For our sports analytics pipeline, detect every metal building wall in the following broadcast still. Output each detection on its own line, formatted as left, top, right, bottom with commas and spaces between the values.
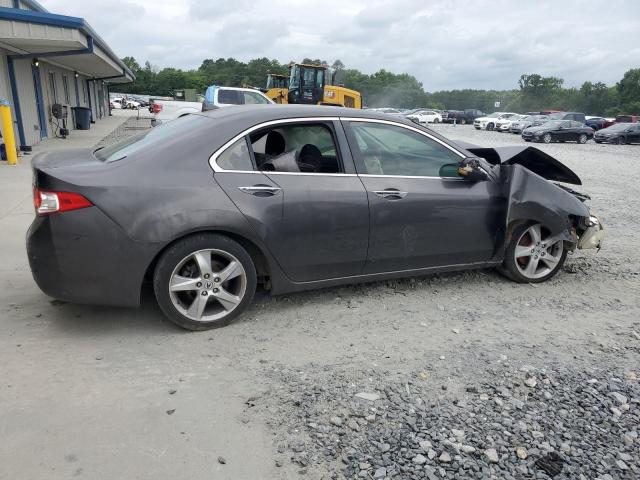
38, 61, 83, 138
12, 58, 41, 146
0, 47, 11, 102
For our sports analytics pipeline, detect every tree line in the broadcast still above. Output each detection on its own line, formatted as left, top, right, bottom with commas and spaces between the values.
119, 56, 640, 116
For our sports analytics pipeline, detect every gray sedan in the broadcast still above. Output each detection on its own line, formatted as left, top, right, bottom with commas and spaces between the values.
27, 105, 604, 330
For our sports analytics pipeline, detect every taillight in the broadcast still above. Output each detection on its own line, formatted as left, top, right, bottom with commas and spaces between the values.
152, 103, 162, 114
33, 187, 92, 215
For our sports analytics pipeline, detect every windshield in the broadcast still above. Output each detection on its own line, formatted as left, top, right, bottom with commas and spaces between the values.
94, 115, 210, 162
266, 75, 275, 89
289, 65, 300, 89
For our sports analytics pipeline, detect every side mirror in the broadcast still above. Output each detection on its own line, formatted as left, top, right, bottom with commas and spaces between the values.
456, 157, 490, 182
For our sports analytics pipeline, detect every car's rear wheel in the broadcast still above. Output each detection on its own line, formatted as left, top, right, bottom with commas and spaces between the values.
153, 234, 257, 330
486, 123, 495, 131
542, 133, 552, 144
578, 133, 588, 144
617, 136, 626, 145
499, 222, 567, 283
433, 118, 440, 123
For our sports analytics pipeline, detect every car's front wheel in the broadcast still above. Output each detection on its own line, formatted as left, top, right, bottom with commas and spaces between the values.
542, 133, 552, 144
499, 222, 567, 283
153, 233, 257, 330
486, 123, 495, 131
617, 136, 626, 145
578, 133, 588, 144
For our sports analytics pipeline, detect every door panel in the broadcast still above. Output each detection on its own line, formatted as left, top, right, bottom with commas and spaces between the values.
359, 176, 503, 273
214, 171, 284, 242
342, 119, 504, 274
262, 173, 369, 281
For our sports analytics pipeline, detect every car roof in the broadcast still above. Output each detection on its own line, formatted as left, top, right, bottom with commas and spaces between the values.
194, 104, 420, 127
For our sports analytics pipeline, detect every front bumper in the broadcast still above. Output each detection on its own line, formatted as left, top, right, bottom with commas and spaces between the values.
577, 215, 604, 250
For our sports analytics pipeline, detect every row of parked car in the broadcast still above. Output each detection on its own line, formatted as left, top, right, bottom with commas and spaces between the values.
110, 95, 151, 110
364, 107, 486, 125
473, 111, 640, 145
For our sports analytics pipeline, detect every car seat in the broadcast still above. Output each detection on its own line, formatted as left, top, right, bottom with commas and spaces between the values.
297, 144, 323, 173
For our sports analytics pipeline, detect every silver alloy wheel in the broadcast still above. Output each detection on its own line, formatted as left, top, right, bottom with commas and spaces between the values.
514, 223, 564, 280
543, 133, 552, 143
168, 248, 247, 322
578, 134, 587, 144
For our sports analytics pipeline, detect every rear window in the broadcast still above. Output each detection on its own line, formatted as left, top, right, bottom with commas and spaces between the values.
94, 115, 210, 162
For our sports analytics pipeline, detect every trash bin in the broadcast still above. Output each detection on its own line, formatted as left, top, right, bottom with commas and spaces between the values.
72, 106, 91, 130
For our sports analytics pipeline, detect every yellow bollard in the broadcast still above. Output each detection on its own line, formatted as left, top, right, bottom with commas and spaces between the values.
0, 100, 18, 166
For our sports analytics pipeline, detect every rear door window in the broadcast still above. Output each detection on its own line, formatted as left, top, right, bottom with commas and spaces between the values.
217, 137, 254, 170
249, 123, 343, 174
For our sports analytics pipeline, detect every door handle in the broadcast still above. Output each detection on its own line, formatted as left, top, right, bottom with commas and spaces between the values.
238, 185, 281, 196
372, 189, 408, 200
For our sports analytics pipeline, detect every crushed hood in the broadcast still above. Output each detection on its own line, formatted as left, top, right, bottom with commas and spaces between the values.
454, 142, 582, 185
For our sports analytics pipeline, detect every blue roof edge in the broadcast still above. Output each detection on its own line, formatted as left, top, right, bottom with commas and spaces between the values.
0, 4, 134, 81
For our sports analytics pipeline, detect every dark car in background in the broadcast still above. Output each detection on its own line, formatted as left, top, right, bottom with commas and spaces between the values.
522, 120, 594, 143
443, 109, 485, 125
585, 117, 615, 131
594, 123, 640, 144
546, 112, 587, 123
615, 115, 639, 124
27, 105, 604, 331
510, 115, 548, 134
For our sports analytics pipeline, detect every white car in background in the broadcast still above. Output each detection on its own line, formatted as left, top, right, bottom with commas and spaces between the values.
496, 114, 526, 132
152, 86, 273, 126
406, 110, 443, 124
474, 112, 518, 131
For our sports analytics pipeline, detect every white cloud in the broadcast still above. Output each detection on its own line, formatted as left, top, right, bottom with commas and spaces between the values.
40, 0, 640, 91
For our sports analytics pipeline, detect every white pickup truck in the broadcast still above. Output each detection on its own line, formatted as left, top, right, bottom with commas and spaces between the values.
151, 86, 273, 126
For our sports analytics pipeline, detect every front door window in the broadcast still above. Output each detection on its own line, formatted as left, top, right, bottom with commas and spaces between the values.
349, 122, 463, 177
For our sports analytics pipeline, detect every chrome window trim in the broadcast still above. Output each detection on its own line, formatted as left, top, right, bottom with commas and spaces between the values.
208, 116, 467, 179
209, 117, 340, 173
359, 174, 464, 181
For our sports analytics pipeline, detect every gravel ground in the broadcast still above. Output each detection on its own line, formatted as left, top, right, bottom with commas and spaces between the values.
1, 119, 638, 479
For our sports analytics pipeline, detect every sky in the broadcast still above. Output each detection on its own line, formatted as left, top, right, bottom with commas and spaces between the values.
41, 0, 640, 92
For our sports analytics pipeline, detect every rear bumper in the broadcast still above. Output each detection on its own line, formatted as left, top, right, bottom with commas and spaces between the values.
26, 208, 159, 307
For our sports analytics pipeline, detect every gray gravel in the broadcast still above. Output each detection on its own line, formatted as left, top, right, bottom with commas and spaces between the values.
267, 362, 638, 479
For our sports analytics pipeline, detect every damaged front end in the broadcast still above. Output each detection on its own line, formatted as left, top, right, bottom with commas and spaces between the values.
458, 143, 605, 254
577, 215, 604, 251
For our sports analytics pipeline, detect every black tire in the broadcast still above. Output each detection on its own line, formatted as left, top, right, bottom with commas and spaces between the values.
433, 118, 440, 123
578, 134, 587, 144
153, 233, 257, 331
486, 123, 495, 131
524, 139, 531, 142
617, 136, 625, 145
459, 118, 466, 125
542, 133, 552, 144
595, 140, 602, 144
498, 222, 568, 283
